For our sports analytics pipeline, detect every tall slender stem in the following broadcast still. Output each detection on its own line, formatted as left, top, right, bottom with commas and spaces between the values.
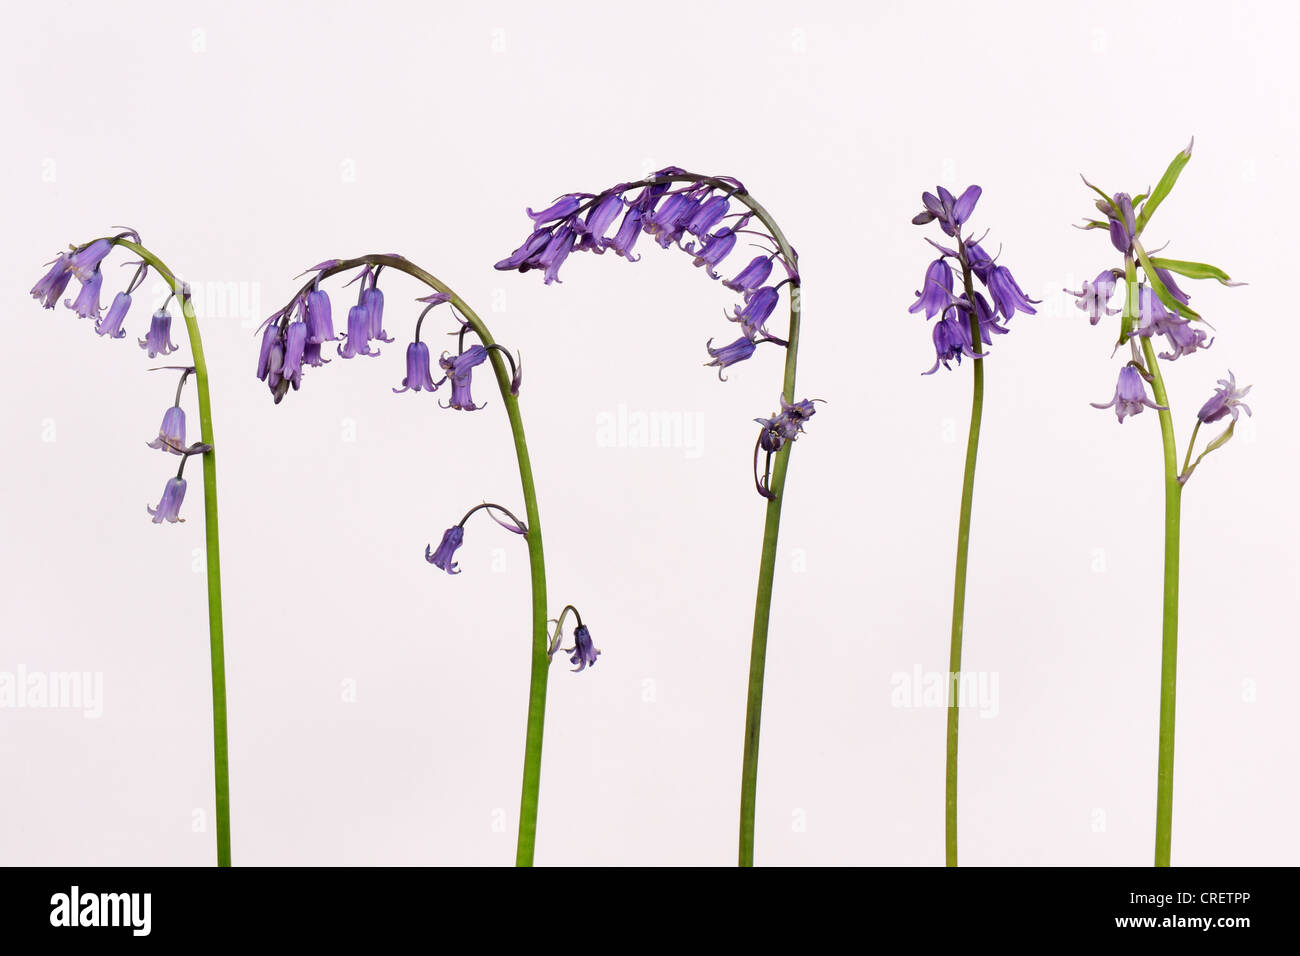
116, 238, 231, 866
282, 256, 549, 865
945, 250, 985, 868
1140, 335, 1180, 867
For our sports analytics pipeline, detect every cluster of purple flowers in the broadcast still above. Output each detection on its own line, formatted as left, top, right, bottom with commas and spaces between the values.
753, 396, 820, 498
908, 186, 1038, 374
31, 234, 205, 523
257, 262, 520, 409
1071, 154, 1251, 440
496, 167, 795, 379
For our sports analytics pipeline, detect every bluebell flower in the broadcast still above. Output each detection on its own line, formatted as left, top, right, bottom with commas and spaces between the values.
394, 341, 438, 393
606, 206, 645, 261
338, 304, 380, 359
566, 625, 600, 672
65, 269, 104, 319
1067, 269, 1120, 325
31, 253, 73, 309
923, 311, 981, 375
537, 227, 577, 285
96, 292, 131, 338
256, 322, 283, 382
527, 194, 586, 225
494, 228, 553, 271
687, 194, 731, 237
1105, 193, 1137, 254
139, 308, 179, 357
909, 259, 954, 318
425, 525, 465, 574
576, 192, 625, 251
362, 286, 392, 343
724, 254, 775, 295
68, 239, 112, 282
147, 406, 187, 454
147, 477, 187, 524
305, 289, 336, 344
705, 335, 757, 379
1197, 371, 1252, 424
1091, 365, 1166, 422
731, 286, 780, 337
986, 265, 1039, 319
281, 321, 308, 389
438, 344, 489, 410
689, 228, 738, 278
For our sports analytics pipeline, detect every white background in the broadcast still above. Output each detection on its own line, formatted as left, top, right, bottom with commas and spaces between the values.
1, 0, 1295, 866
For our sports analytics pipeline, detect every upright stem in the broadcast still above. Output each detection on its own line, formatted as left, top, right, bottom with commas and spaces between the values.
283, 256, 549, 865
734, 197, 800, 868
1140, 335, 1180, 867
117, 239, 231, 867
946, 252, 985, 867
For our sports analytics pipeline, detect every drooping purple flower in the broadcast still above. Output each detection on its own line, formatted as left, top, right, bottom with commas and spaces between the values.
438, 344, 489, 410
724, 254, 775, 295
95, 292, 131, 338
970, 291, 1009, 344
147, 406, 187, 454
494, 228, 553, 272
1157, 318, 1212, 361
566, 624, 600, 673
68, 239, 112, 281
644, 193, 694, 247
139, 308, 179, 357
362, 286, 392, 343
1197, 371, 1252, 424
256, 323, 283, 381
1091, 365, 1166, 423
923, 311, 981, 375
1067, 270, 1120, 325
576, 192, 625, 251
689, 228, 738, 278
394, 341, 438, 393
527, 194, 585, 225
687, 194, 730, 237
986, 264, 1038, 319
338, 304, 379, 359
537, 227, 577, 285
147, 477, 187, 524
65, 269, 104, 319
1105, 192, 1137, 253
965, 241, 996, 284
731, 285, 780, 337
705, 335, 757, 378
281, 321, 308, 389
305, 289, 336, 344
425, 525, 465, 574
606, 206, 645, 261
31, 253, 74, 309
909, 259, 954, 318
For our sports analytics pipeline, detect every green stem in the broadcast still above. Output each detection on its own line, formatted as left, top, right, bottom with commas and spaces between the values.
284, 256, 548, 865
1140, 335, 1180, 867
116, 238, 231, 866
946, 250, 985, 868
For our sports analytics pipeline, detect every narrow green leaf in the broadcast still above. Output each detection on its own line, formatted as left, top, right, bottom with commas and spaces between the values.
1148, 256, 1241, 286
1136, 138, 1194, 232
1135, 242, 1202, 320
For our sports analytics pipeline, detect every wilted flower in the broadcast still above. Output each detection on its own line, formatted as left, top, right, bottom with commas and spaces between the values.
1091, 365, 1166, 422
566, 625, 600, 672
139, 308, 179, 357
438, 345, 489, 410
147, 477, 187, 524
1197, 371, 1252, 424
147, 406, 186, 454
425, 525, 465, 574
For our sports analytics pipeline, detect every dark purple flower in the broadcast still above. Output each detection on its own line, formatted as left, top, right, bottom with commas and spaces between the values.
494, 227, 553, 272
755, 413, 788, 452
1153, 267, 1191, 306
527, 194, 585, 225
1067, 270, 1120, 325
731, 285, 780, 337
913, 185, 981, 236
338, 304, 379, 359
68, 239, 112, 281
281, 321, 308, 389
438, 344, 489, 410
644, 193, 694, 247
688, 228, 737, 278
687, 195, 730, 237
65, 269, 104, 319
923, 311, 981, 375
986, 265, 1038, 319
537, 227, 577, 285
147, 406, 186, 454
95, 292, 131, 338
362, 287, 392, 343
576, 192, 625, 251
1091, 365, 1166, 422
965, 241, 996, 284
724, 254, 775, 295
705, 335, 757, 378
305, 289, 335, 344
31, 253, 73, 309
607, 206, 645, 261
566, 624, 600, 672
425, 525, 465, 574
147, 476, 187, 524
139, 308, 179, 357
1197, 371, 1252, 424
394, 341, 437, 393
256, 323, 283, 381
908, 259, 954, 318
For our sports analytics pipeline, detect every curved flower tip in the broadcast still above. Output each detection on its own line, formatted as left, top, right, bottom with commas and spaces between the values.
987, 265, 1039, 319
139, 309, 179, 358
96, 292, 132, 338
723, 254, 774, 296
1091, 365, 1166, 422
31, 253, 74, 309
338, 304, 380, 360
704, 335, 757, 380
147, 406, 187, 454
566, 625, 600, 673
1197, 371, 1252, 424
147, 477, 187, 524
425, 525, 465, 575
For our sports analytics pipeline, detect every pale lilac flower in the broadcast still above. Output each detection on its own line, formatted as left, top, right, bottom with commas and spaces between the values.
147, 406, 186, 454
1091, 365, 1166, 422
31, 254, 73, 309
139, 308, 179, 357
1067, 270, 1120, 325
147, 477, 187, 523
68, 239, 112, 281
65, 269, 104, 319
96, 292, 131, 338
1197, 371, 1252, 424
